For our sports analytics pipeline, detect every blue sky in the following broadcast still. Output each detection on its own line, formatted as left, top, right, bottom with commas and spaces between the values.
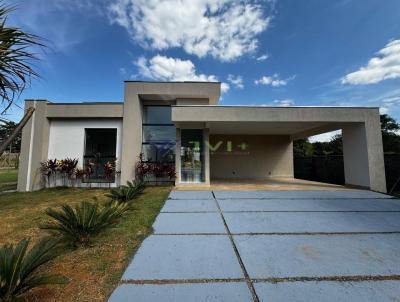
5, 0, 400, 140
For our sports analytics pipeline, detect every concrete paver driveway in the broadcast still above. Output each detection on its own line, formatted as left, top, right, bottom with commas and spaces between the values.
109, 189, 400, 302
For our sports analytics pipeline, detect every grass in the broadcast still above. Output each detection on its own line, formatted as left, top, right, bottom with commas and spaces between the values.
0, 168, 18, 191
0, 186, 171, 302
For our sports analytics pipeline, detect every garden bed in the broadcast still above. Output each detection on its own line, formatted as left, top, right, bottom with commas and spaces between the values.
0, 186, 171, 301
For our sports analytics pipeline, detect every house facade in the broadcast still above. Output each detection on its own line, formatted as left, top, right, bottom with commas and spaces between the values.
17, 81, 387, 192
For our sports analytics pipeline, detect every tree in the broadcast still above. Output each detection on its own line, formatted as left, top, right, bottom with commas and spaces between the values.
0, 3, 43, 155
0, 120, 21, 152
380, 114, 400, 154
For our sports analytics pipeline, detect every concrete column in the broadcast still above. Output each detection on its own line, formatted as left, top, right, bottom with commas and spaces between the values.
17, 100, 50, 191
120, 88, 142, 184
175, 128, 181, 185
342, 115, 386, 192
203, 128, 210, 185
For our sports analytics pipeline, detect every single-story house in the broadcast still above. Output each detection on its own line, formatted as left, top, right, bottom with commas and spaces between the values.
17, 81, 387, 192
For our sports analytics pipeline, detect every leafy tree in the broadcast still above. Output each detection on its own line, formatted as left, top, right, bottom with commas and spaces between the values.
380, 114, 400, 154
0, 121, 21, 152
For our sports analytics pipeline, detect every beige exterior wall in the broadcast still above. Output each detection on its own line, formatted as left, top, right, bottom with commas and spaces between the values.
210, 135, 293, 180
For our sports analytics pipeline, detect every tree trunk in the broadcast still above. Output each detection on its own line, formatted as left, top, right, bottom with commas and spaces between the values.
0, 107, 35, 156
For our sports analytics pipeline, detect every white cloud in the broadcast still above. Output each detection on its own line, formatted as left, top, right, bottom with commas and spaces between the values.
255, 74, 295, 87
256, 53, 269, 61
136, 55, 229, 92
108, 0, 271, 61
309, 130, 342, 143
227, 74, 244, 89
380, 95, 400, 115
341, 39, 400, 85
273, 99, 294, 106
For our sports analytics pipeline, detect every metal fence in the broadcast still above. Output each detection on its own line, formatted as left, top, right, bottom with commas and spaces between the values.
294, 154, 400, 192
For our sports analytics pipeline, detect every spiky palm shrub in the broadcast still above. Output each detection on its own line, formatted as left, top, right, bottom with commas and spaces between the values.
106, 181, 145, 203
0, 238, 64, 302
42, 202, 128, 247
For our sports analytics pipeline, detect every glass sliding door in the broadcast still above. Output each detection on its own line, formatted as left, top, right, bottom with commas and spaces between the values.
180, 129, 204, 183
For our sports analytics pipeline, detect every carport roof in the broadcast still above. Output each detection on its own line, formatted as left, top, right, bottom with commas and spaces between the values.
171, 105, 380, 137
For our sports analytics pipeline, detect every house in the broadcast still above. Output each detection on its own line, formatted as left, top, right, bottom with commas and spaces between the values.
17, 81, 387, 192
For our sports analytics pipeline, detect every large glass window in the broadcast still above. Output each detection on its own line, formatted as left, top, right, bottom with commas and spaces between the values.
180, 129, 204, 183
141, 105, 176, 184
142, 125, 176, 143
143, 106, 172, 124
84, 128, 117, 182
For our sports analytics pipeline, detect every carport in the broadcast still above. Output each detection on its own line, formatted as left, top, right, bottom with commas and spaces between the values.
172, 106, 386, 192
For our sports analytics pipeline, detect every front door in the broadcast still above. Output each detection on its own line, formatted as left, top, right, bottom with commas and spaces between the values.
180, 129, 204, 183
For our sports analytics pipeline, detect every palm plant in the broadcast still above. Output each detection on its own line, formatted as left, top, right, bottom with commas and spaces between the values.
0, 238, 65, 302
42, 201, 129, 247
0, 3, 44, 114
106, 181, 145, 203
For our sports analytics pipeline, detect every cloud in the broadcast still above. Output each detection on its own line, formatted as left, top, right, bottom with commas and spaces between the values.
273, 99, 294, 106
380, 95, 400, 114
255, 74, 295, 87
309, 130, 342, 143
136, 55, 229, 92
256, 53, 269, 61
227, 74, 244, 89
341, 39, 400, 85
108, 0, 271, 61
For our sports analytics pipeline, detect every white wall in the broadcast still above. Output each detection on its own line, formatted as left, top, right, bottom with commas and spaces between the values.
47, 119, 123, 171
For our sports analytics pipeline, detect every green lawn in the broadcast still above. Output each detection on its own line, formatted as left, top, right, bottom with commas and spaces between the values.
0, 186, 171, 302
0, 168, 18, 191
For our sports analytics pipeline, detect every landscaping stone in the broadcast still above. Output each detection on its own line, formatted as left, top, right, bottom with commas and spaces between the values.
169, 190, 214, 200
218, 198, 400, 212
161, 199, 218, 212
122, 235, 243, 280
213, 190, 391, 199
153, 213, 226, 234
254, 281, 400, 302
109, 283, 253, 302
224, 212, 400, 233
234, 234, 400, 278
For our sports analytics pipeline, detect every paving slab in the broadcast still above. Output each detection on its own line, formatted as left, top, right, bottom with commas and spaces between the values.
234, 234, 400, 278
214, 190, 391, 199
224, 212, 400, 233
153, 213, 226, 234
109, 283, 253, 302
218, 198, 400, 212
122, 235, 243, 280
161, 199, 218, 212
254, 281, 400, 302
169, 190, 214, 200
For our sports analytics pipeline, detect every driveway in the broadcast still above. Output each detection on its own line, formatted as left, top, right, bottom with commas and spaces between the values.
109, 189, 400, 302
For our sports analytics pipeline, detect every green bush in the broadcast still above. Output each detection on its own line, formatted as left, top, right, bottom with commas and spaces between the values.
0, 238, 65, 302
42, 201, 128, 247
106, 180, 145, 203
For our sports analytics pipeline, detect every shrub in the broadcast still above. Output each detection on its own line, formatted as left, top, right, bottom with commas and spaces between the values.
0, 238, 65, 302
106, 180, 145, 203
42, 201, 128, 247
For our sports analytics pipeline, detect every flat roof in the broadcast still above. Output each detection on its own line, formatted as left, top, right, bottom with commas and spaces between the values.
172, 105, 380, 109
